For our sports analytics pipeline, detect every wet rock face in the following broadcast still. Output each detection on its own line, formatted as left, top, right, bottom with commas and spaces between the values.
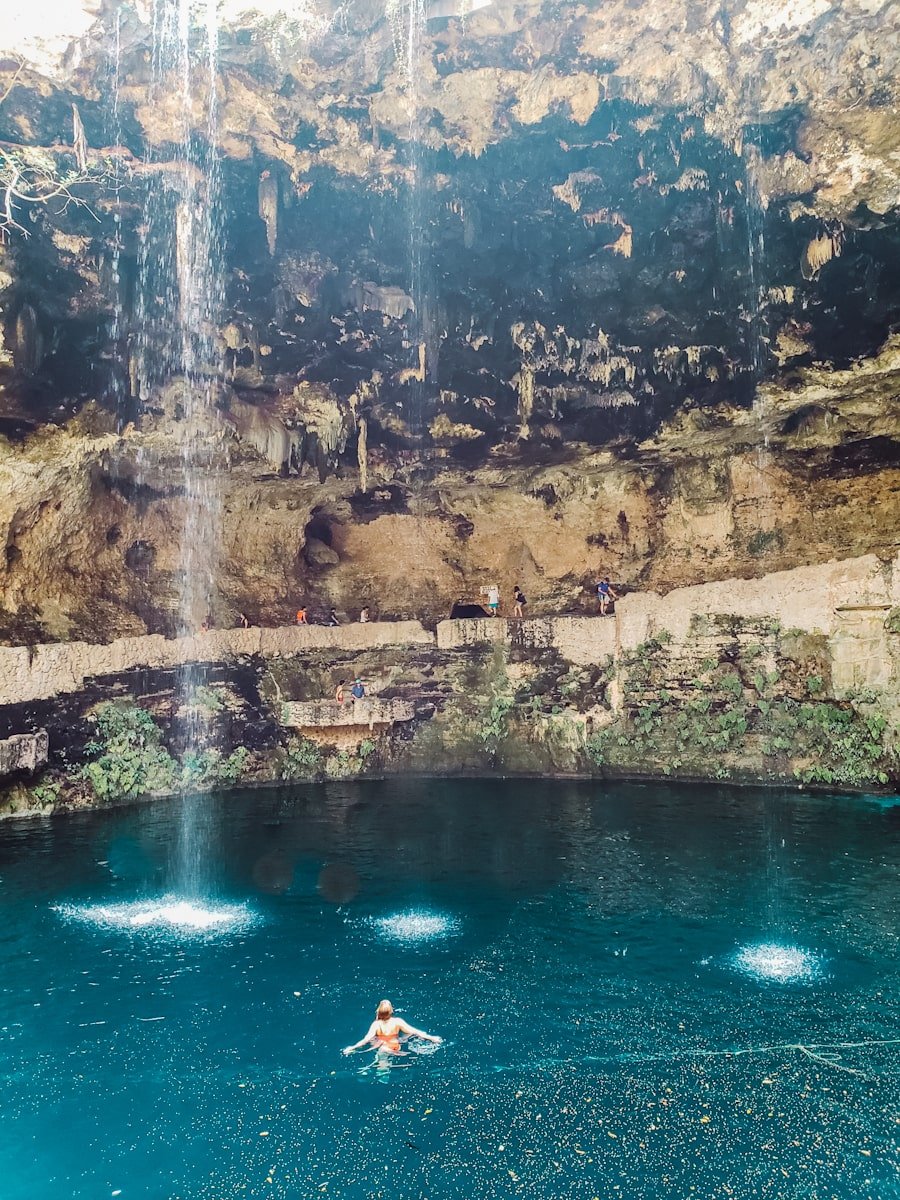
0, 1, 897, 639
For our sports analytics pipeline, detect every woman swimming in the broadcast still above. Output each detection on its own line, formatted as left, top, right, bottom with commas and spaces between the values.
342, 999, 441, 1056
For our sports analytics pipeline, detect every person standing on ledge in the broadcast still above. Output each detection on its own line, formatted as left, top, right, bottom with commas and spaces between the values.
343, 999, 441, 1056
334, 680, 346, 704
513, 585, 527, 619
351, 678, 366, 700
596, 578, 618, 616
487, 583, 500, 616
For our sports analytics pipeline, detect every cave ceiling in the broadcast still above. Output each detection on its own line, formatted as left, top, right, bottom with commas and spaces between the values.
0, 0, 898, 470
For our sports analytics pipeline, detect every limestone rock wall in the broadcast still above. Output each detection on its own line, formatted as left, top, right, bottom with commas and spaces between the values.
0, 729, 47, 777
0, 0, 896, 810
1, 552, 896, 815
0, 620, 432, 705
0, 1, 898, 648
0, 374, 897, 643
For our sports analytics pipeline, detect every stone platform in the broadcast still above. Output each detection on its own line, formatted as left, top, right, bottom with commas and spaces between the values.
0, 730, 48, 777
281, 697, 416, 731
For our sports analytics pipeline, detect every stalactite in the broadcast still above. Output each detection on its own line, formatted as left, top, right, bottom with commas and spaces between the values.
357, 416, 368, 494
258, 171, 278, 257
516, 366, 534, 436
361, 283, 415, 319
71, 104, 88, 172
13, 304, 42, 373
802, 226, 844, 280
396, 342, 426, 384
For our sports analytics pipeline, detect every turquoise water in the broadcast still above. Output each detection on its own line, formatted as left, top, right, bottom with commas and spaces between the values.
0, 779, 897, 1199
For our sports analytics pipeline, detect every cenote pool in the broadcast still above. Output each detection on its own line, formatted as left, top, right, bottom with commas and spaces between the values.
0, 779, 897, 1199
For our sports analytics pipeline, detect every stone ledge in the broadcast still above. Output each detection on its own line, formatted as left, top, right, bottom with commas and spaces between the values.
0, 552, 896, 708
0, 621, 435, 707
0, 730, 48, 777
281, 698, 416, 729
435, 615, 618, 666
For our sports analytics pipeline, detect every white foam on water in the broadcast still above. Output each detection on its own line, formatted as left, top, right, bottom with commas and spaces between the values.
409, 1038, 442, 1055
731, 941, 824, 984
366, 909, 461, 945
53, 895, 258, 938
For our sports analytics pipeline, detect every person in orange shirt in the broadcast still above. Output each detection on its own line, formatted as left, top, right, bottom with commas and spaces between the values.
342, 999, 441, 1056
296, 606, 307, 624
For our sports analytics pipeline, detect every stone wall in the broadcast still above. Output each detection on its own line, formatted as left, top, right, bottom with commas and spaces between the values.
436, 615, 618, 666
282, 697, 416, 730
0, 729, 47, 777
0, 620, 434, 706
436, 552, 900, 697
0, 552, 897, 711
618, 554, 899, 648
1, 552, 897, 814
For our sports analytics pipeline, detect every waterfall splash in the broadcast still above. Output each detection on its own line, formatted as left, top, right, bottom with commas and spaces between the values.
364, 909, 462, 944
731, 941, 825, 984
133, 0, 227, 893
53, 896, 259, 939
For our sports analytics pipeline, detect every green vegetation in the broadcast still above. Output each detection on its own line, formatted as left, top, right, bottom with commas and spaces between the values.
583, 639, 895, 788
279, 736, 322, 779
80, 701, 254, 802
187, 685, 224, 713
218, 747, 251, 783
82, 702, 176, 803
585, 731, 607, 767
180, 749, 221, 790
29, 779, 61, 810
277, 734, 378, 781
479, 689, 514, 753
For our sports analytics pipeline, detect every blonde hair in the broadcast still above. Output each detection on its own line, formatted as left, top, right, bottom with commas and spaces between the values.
376, 999, 393, 1019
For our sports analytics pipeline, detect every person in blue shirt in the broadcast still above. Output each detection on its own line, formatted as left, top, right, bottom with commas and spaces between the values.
351, 678, 366, 699
596, 578, 618, 615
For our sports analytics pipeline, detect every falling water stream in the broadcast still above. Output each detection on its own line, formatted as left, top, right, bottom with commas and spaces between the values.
131, 0, 227, 896
105, 8, 126, 429
741, 90, 779, 560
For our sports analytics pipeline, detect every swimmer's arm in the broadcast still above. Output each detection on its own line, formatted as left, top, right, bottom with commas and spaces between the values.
343, 1022, 378, 1054
396, 1018, 442, 1043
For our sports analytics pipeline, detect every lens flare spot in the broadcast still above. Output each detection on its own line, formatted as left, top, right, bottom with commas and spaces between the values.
731, 941, 824, 983
53, 895, 259, 937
